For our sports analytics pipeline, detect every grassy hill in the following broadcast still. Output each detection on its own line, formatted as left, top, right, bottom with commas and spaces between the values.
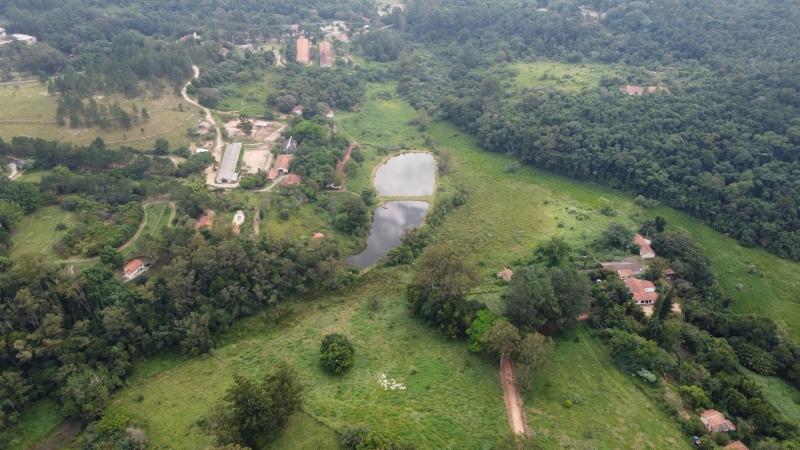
0, 82, 196, 150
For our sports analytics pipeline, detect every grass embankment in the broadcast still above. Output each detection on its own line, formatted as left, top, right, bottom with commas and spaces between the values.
0, 82, 196, 150
9, 205, 78, 260
106, 270, 508, 449
528, 326, 688, 449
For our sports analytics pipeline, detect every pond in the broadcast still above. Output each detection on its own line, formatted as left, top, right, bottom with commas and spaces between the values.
372, 152, 437, 197
347, 201, 430, 268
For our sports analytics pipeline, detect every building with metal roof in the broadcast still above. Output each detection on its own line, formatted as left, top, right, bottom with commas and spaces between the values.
216, 143, 242, 184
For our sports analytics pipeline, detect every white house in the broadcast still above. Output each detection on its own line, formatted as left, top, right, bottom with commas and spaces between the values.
123, 259, 147, 281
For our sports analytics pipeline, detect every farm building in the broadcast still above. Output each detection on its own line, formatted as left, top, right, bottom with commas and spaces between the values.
723, 441, 748, 450
623, 277, 657, 305
319, 40, 334, 68
195, 147, 209, 154
292, 105, 304, 115
281, 173, 302, 186
216, 143, 242, 184
179, 32, 200, 43
10, 34, 37, 45
634, 234, 655, 258
268, 154, 294, 181
123, 259, 147, 281
700, 409, 736, 433
296, 36, 310, 64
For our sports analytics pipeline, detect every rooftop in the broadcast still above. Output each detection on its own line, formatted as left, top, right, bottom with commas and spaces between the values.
216, 143, 242, 183
281, 173, 302, 186
624, 277, 657, 304
700, 409, 736, 433
634, 234, 655, 258
296, 36, 310, 64
124, 259, 144, 275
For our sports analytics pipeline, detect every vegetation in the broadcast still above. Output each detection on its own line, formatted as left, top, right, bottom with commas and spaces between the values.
319, 333, 355, 375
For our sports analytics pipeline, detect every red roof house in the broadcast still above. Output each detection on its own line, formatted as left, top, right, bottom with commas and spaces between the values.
724, 441, 748, 450
634, 234, 656, 258
123, 259, 147, 281
268, 154, 294, 181
700, 409, 736, 433
623, 277, 657, 305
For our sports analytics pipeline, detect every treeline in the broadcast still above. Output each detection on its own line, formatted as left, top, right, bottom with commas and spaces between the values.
440, 68, 800, 261
405, 0, 800, 66
0, 230, 352, 436
56, 94, 150, 129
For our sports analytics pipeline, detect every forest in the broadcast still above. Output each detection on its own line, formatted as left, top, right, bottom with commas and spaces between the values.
1, 0, 800, 448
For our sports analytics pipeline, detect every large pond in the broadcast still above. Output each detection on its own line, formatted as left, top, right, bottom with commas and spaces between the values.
347, 200, 430, 268
372, 152, 437, 197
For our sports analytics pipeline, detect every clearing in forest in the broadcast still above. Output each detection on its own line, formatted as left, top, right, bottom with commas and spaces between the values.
509, 60, 616, 93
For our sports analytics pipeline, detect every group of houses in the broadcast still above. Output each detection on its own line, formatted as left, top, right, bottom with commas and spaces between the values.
621, 85, 670, 96
296, 36, 336, 67
0, 27, 37, 46
600, 234, 677, 313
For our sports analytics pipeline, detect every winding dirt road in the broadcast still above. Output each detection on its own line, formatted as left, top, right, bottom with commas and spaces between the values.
181, 66, 233, 187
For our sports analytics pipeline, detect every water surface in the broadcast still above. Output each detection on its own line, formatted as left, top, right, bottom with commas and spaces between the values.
373, 152, 436, 197
347, 201, 430, 268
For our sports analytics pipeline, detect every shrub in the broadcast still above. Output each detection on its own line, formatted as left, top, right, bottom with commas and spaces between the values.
320, 334, 355, 374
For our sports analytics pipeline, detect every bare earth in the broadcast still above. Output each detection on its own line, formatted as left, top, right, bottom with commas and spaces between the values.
500, 355, 531, 436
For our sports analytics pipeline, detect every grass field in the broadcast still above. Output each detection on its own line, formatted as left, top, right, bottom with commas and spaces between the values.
121, 202, 174, 258
0, 82, 197, 150
527, 326, 688, 449
508, 61, 617, 93
0, 399, 67, 450
105, 270, 508, 449
216, 71, 277, 116
746, 371, 800, 424
9, 205, 78, 260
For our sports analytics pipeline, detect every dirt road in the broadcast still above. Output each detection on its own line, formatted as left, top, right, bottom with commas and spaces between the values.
181, 66, 232, 187
500, 354, 531, 436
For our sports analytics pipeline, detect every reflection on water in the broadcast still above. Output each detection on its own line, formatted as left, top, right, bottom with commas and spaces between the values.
347, 201, 430, 268
373, 152, 436, 197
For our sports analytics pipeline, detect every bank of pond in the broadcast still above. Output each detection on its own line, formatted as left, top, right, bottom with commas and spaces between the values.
348, 152, 436, 268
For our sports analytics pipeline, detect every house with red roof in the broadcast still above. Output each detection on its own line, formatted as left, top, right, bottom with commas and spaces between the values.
281, 173, 302, 186
123, 259, 147, 281
268, 154, 294, 181
623, 277, 657, 305
700, 409, 736, 433
724, 441, 748, 450
634, 234, 656, 259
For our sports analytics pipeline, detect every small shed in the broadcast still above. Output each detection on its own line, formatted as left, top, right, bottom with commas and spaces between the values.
497, 268, 514, 282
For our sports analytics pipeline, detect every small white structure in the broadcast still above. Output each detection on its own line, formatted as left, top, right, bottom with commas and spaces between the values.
232, 210, 246, 226
11, 34, 37, 45
195, 147, 209, 154
0, 28, 6, 40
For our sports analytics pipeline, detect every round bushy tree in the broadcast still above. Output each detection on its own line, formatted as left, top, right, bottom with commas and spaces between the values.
320, 334, 355, 374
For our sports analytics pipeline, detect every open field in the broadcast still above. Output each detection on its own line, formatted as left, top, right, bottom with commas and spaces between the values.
216, 71, 277, 116
10, 205, 79, 260
527, 326, 688, 449
0, 82, 197, 150
508, 60, 617, 93
105, 270, 508, 449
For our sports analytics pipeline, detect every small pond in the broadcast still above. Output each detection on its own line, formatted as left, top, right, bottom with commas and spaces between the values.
372, 152, 436, 197
347, 201, 430, 268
